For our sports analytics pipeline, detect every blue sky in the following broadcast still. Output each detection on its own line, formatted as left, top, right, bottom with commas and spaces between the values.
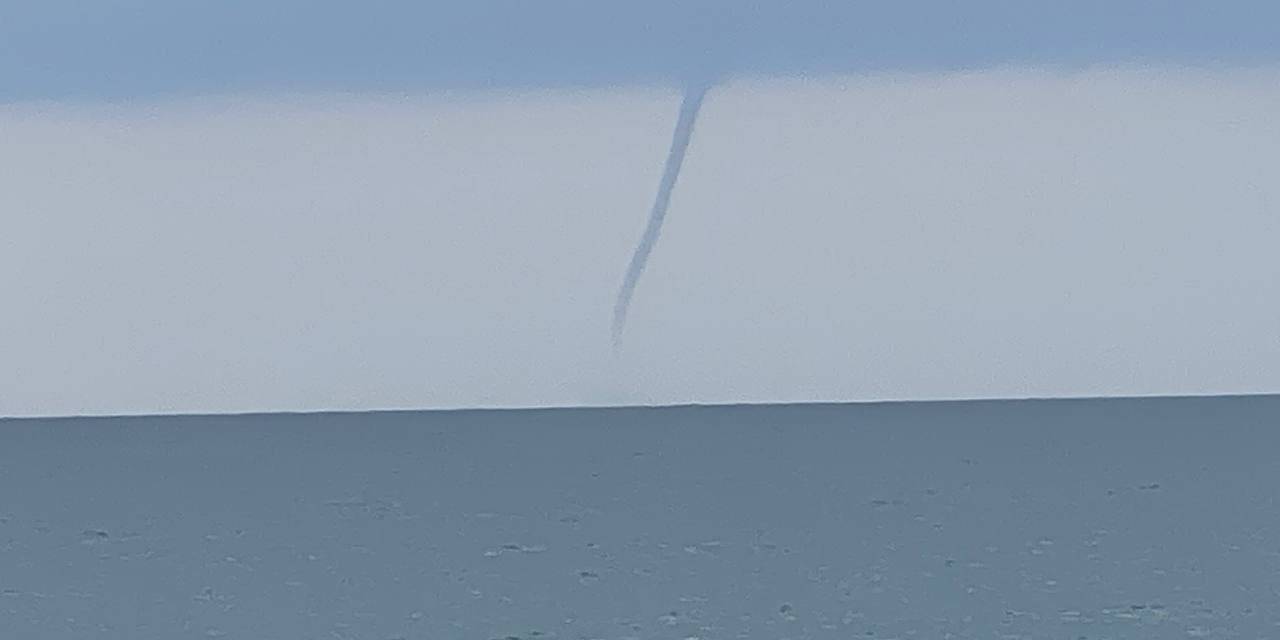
6, 1, 1280, 101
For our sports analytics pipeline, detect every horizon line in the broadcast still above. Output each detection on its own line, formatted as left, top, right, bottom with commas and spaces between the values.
5, 390, 1277, 423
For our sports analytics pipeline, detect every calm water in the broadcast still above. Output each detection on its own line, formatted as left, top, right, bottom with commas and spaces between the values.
2, 395, 1278, 638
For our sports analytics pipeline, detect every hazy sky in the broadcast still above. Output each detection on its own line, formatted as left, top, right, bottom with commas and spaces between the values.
4, 4, 1280, 416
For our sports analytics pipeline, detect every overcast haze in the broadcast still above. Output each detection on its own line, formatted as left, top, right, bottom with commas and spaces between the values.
8, 4, 1280, 417
4, 68, 1279, 417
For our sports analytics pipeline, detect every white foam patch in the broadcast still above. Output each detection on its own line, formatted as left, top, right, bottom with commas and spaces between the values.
3, 68, 1279, 417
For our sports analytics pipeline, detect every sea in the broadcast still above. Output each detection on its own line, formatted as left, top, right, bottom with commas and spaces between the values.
2, 394, 1277, 638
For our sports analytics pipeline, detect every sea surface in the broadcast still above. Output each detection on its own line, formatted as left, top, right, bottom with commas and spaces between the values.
2, 395, 1278, 638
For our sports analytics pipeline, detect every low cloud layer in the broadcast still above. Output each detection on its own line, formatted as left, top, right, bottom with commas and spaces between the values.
8, 2, 1280, 101
4, 68, 1279, 417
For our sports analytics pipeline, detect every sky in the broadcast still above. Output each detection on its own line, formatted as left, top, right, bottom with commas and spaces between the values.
7, 1, 1280, 101
4, 3, 1280, 416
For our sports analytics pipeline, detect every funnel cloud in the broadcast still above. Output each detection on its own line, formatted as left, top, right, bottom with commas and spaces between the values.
612, 83, 710, 348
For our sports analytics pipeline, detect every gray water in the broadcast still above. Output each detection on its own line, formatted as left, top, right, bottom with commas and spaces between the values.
2, 395, 1278, 638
